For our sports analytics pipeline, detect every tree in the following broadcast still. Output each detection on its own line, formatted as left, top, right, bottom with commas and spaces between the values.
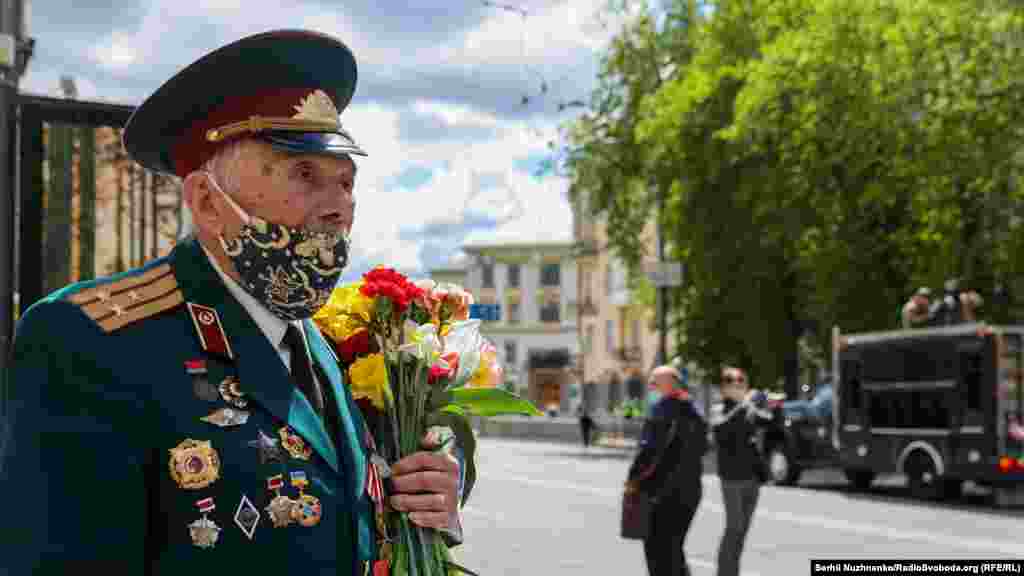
566, 0, 1024, 394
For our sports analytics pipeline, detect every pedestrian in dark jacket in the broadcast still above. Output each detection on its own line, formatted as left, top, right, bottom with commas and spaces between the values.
627, 365, 708, 576
711, 366, 773, 576
579, 408, 595, 449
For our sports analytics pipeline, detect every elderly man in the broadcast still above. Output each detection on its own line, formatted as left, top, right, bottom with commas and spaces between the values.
627, 365, 707, 576
1, 31, 463, 574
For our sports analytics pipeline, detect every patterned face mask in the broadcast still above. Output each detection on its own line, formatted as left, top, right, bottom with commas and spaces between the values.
206, 172, 350, 321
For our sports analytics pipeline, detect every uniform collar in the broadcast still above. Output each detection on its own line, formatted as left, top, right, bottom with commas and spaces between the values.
201, 244, 298, 349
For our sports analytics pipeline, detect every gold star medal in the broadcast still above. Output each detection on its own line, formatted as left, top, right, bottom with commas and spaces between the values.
264, 474, 295, 528
168, 439, 221, 490
289, 470, 322, 527
188, 497, 222, 549
278, 427, 312, 461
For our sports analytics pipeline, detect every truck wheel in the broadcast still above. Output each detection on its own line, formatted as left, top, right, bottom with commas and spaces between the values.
905, 452, 944, 501
843, 468, 875, 491
767, 447, 801, 486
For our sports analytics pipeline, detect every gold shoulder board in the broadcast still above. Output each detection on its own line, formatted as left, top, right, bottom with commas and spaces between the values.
67, 263, 184, 333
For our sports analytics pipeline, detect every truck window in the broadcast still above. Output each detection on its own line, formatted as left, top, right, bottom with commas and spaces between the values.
869, 389, 912, 428
964, 353, 983, 412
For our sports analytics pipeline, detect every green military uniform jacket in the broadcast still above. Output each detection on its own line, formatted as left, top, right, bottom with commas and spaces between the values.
2, 238, 379, 574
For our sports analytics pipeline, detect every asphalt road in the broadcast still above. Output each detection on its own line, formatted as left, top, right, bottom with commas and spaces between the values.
455, 438, 1024, 576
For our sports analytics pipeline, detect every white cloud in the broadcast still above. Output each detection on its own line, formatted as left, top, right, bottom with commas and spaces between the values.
411, 100, 501, 129
88, 32, 140, 70
340, 96, 572, 273
29, 0, 605, 277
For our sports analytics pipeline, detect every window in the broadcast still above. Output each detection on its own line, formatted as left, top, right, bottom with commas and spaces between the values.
842, 360, 863, 412
540, 301, 560, 323
540, 262, 560, 287
507, 301, 521, 324
505, 341, 517, 365
959, 342, 985, 413
606, 319, 615, 354
507, 264, 520, 288
481, 263, 494, 288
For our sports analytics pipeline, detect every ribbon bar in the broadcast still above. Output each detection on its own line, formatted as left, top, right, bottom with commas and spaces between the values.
185, 359, 208, 374
196, 497, 216, 514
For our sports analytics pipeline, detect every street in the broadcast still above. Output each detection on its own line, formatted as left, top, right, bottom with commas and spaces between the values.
456, 438, 1024, 576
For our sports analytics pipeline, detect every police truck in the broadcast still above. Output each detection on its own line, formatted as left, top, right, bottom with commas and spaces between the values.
832, 323, 1024, 506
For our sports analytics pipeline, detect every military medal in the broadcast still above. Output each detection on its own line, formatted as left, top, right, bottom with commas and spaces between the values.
186, 359, 219, 402
168, 439, 221, 490
248, 429, 286, 465
289, 470, 322, 527
201, 407, 250, 428
265, 474, 295, 528
278, 427, 312, 461
188, 497, 222, 549
234, 494, 261, 540
219, 376, 248, 409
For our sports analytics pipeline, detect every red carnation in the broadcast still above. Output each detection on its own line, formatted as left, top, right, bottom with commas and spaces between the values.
337, 330, 372, 363
360, 267, 425, 315
428, 363, 453, 385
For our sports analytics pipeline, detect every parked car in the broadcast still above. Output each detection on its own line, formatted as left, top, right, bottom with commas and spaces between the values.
759, 381, 838, 485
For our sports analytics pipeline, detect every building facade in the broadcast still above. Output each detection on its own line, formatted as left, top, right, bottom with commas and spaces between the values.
573, 195, 706, 416
441, 242, 580, 414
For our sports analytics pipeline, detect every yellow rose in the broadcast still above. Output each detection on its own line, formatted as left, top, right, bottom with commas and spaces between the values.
314, 281, 375, 344
468, 344, 500, 389
347, 353, 391, 410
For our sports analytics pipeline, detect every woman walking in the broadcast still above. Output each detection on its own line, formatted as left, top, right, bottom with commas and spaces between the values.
711, 366, 773, 576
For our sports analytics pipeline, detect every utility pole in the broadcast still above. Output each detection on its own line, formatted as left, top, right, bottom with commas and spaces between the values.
655, 180, 668, 368
0, 0, 31, 383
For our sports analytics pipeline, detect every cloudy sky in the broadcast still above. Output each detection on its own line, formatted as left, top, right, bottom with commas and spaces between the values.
22, 0, 631, 281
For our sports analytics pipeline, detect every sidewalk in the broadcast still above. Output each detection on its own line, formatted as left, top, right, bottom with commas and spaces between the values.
473, 415, 644, 446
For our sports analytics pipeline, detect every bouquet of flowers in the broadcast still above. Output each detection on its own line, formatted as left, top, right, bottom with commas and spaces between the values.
314, 267, 542, 576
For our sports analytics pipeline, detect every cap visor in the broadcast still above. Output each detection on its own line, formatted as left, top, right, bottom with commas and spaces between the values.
260, 130, 367, 157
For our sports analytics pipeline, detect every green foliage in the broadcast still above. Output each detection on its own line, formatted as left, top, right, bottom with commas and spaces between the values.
562, 0, 1024, 389
616, 398, 645, 419
443, 388, 544, 417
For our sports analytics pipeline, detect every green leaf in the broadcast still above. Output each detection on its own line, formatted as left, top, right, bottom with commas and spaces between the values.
426, 411, 478, 506
443, 388, 544, 417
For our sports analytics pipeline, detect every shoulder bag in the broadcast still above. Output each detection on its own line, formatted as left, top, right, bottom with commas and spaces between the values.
620, 419, 680, 540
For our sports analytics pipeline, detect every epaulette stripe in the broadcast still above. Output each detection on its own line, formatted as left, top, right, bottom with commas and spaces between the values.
67, 264, 172, 306
97, 289, 185, 332
81, 274, 179, 319
93, 280, 180, 323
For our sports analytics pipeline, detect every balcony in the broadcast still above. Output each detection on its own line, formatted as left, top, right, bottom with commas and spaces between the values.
579, 298, 599, 317
614, 346, 643, 364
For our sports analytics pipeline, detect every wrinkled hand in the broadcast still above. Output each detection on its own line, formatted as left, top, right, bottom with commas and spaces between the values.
388, 434, 460, 530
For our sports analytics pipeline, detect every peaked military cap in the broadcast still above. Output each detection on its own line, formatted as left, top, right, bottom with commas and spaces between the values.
123, 29, 367, 178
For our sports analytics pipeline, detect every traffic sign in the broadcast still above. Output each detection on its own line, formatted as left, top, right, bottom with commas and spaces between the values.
643, 262, 683, 287
469, 303, 501, 321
